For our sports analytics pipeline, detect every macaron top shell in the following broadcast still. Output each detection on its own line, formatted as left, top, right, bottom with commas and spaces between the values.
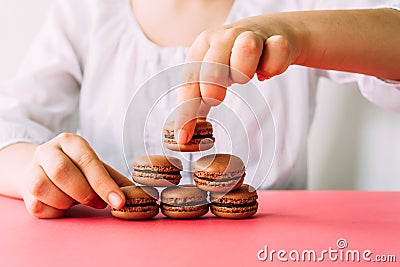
194, 154, 245, 178
210, 184, 258, 204
133, 155, 183, 173
161, 185, 208, 205
121, 185, 159, 202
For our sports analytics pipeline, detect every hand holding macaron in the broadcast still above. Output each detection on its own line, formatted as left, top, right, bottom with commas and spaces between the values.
23, 133, 134, 218
174, 14, 299, 145
174, 9, 400, 145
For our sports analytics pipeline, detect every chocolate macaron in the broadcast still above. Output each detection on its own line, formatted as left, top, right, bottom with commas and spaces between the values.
194, 154, 245, 193
132, 155, 183, 187
111, 186, 159, 220
163, 119, 215, 152
210, 184, 258, 219
161, 185, 209, 219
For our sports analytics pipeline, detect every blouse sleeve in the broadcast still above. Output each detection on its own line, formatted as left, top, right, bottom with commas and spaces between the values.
310, 0, 400, 112
358, 77, 400, 112
316, 70, 400, 112
0, 0, 87, 150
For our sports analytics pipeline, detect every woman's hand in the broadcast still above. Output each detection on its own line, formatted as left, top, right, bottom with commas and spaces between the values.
22, 133, 133, 218
174, 14, 300, 144
174, 8, 400, 143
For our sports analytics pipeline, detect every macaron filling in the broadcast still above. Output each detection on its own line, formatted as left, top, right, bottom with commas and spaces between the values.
113, 202, 158, 212
211, 202, 257, 209
194, 174, 244, 183
211, 195, 258, 204
211, 204, 258, 215
113, 197, 158, 212
164, 134, 214, 140
161, 201, 209, 207
133, 169, 181, 175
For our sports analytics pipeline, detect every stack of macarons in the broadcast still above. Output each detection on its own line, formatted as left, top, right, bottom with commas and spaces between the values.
111, 119, 258, 220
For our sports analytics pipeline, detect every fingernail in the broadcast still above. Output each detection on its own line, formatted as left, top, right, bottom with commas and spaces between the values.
257, 73, 267, 81
176, 129, 188, 144
108, 192, 122, 209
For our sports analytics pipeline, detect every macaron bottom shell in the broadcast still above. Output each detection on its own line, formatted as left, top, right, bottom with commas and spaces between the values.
161, 203, 209, 219
210, 202, 258, 219
164, 137, 215, 152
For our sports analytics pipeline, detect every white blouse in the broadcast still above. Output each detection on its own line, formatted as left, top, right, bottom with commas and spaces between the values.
0, 0, 399, 189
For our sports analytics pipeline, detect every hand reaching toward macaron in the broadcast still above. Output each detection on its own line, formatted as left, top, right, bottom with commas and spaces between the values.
174, 9, 400, 145
174, 14, 298, 145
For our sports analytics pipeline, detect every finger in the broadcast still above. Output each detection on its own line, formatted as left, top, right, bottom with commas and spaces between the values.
28, 163, 77, 210
23, 191, 66, 219
34, 142, 106, 209
200, 33, 237, 106
103, 162, 135, 187
175, 83, 202, 145
230, 31, 264, 84
197, 101, 212, 119
257, 35, 292, 80
56, 134, 126, 209
175, 31, 210, 144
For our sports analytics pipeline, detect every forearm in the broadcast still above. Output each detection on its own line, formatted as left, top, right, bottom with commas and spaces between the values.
266, 8, 400, 80
0, 143, 37, 199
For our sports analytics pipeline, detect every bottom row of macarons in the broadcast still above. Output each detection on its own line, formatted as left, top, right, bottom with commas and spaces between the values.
111, 184, 258, 220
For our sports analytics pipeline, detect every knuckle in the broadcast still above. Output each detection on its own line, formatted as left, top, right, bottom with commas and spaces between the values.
28, 199, 46, 218
29, 176, 48, 198
197, 30, 212, 43
202, 69, 220, 82
232, 73, 251, 85
77, 152, 97, 170
208, 27, 238, 45
33, 143, 48, 162
51, 160, 71, 183
275, 36, 290, 50
56, 132, 75, 142
57, 133, 90, 148
223, 27, 242, 39
201, 64, 229, 82
237, 34, 261, 54
201, 85, 226, 106
80, 192, 99, 206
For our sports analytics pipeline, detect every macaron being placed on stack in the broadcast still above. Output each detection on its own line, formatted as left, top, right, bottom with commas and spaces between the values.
161, 185, 209, 219
132, 155, 183, 187
111, 186, 159, 220
210, 184, 258, 219
193, 154, 245, 193
163, 119, 215, 152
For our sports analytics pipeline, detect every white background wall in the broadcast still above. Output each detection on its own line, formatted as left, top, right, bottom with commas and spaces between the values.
1, 0, 400, 190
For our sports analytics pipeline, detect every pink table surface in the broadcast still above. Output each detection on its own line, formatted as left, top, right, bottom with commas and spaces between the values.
0, 191, 399, 267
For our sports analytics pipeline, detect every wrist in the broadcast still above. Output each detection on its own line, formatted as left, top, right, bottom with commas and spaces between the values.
0, 142, 37, 199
